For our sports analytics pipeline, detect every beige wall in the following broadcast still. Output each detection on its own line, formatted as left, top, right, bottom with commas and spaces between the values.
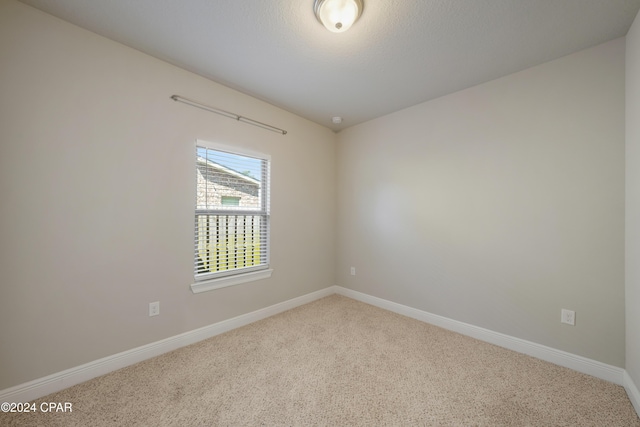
0, 0, 337, 389
337, 39, 626, 366
627, 9, 640, 387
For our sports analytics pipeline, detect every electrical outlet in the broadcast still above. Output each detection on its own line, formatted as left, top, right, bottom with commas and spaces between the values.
350, 267, 356, 276
149, 301, 160, 317
561, 309, 575, 325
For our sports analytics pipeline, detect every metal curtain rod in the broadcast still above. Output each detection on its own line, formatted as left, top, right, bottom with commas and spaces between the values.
170, 95, 287, 135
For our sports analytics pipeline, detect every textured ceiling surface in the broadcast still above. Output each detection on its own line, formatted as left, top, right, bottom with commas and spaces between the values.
18, 0, 640, 131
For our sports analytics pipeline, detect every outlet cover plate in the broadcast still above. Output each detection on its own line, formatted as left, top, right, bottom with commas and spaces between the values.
149, 301, 160, 317
561, 309, 575, 325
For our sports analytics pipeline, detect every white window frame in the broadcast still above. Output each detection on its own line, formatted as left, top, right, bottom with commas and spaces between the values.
191, 140, 272, 294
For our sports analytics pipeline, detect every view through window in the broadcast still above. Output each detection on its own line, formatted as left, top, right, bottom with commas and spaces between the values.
194, 144, 270, 282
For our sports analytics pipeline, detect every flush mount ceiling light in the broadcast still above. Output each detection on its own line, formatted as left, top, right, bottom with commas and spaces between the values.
314, 0, 364, 33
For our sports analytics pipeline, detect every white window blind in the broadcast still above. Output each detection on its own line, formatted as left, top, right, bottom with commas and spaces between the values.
194, 144, 270, 282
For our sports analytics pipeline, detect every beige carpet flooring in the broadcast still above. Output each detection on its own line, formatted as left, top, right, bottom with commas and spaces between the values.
2, 295, 639, 426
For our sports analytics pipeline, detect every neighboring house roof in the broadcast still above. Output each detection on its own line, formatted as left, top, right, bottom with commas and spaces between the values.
196, 156, 260, 186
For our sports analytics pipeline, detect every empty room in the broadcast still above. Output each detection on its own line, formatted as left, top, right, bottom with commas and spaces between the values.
1, 0, 640, 425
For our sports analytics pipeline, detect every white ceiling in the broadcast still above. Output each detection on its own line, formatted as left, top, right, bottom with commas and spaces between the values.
18, 0, 640, 131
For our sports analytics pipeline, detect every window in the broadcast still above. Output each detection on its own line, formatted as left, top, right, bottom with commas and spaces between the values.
221, 196, 241, 206
192, 141, 271, 293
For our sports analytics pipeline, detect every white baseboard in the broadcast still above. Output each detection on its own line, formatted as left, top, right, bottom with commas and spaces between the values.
2, 284, 636, 419
0, 287, 335, 403
625, 371, 640, 416
334, 286, 626, 386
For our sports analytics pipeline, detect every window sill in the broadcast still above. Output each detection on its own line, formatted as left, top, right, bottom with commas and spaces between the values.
190, 268, 273, 294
